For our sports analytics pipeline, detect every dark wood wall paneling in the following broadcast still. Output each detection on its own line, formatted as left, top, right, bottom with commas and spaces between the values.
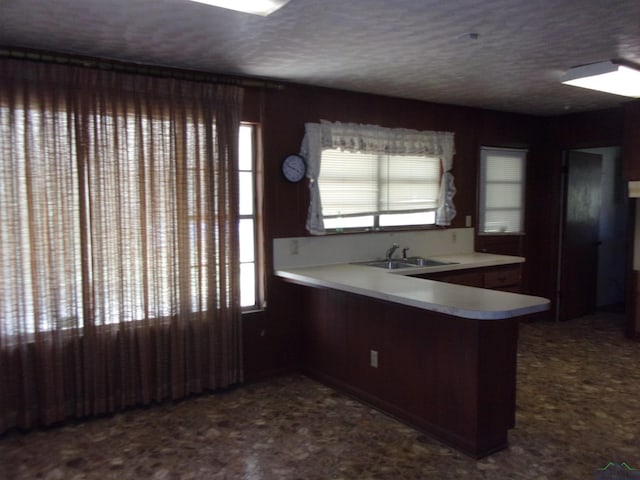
474, 111, 540, 258
260, 84, 540, 240
300, 283, 520, 457
242, 81, 629, 380
623, 100, 640, 180
524, 108, 625, 319
243, 83, 541, 380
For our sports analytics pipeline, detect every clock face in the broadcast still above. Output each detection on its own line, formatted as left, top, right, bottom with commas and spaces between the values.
282, 154, 306, 183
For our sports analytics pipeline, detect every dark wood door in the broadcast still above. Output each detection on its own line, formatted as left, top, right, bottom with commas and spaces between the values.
559, 151, 602, 321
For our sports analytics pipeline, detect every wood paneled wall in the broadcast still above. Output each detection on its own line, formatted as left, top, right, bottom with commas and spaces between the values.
260, 83, 539, 239
623, 100, 640, 180
242, 81, 626, 380
525, 108, 624, 317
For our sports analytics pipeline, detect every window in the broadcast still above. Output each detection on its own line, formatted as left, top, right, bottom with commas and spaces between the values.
238, 124, 261, 309
301, 121, 456, 234
1, 60, 245, 433
319, 149, 440, 231
479, 147, 527, 234
1, 106, 258, 335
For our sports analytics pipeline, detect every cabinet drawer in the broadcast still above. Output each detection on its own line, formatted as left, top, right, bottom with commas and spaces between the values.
483, 266, 522, 289
444, 271, 484, 287
420, 270, 484, 287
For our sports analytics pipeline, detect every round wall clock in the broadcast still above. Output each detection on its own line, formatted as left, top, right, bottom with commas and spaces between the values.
281, 154, 307, 183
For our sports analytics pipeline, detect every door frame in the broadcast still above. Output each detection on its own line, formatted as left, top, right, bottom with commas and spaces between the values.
557, 146, 628, 322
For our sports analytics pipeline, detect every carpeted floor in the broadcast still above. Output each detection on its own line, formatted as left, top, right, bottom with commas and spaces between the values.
1, 312, 639, 479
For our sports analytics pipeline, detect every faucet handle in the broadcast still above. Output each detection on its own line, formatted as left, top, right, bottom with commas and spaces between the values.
402, 247, 410, 259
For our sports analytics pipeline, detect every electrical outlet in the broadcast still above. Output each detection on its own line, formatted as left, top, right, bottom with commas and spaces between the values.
370, 350, 379, 368
290, 239, 299, 255
465, 215, 472, 227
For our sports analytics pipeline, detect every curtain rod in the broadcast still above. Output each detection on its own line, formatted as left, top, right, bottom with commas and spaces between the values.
0, 46, 285, 90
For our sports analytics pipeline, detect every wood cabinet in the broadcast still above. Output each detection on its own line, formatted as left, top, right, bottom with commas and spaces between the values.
421, 269, 484, 287
483, 265, 523, 292
297, 283, 520, 458
413, 264, 523, 293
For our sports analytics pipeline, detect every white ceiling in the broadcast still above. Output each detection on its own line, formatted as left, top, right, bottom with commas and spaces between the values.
1, 0, 639, 116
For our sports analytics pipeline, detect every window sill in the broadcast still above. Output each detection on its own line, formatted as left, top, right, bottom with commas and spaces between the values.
325, 224, 446, 235
477, 232, 526, 236
241, 307, 266, 315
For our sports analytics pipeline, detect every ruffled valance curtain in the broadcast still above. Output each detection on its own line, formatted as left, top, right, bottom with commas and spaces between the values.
301, 120, 456, 234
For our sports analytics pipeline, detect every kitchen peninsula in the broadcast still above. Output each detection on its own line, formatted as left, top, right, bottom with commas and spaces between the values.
274, 229, 550, 458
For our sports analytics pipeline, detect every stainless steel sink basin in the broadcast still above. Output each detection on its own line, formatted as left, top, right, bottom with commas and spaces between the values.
354, 257, 459, 270
364, 260, 416, 270
403, 257, 459, 267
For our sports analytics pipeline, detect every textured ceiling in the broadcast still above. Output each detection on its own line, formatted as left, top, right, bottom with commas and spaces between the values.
1, 0, 639, 115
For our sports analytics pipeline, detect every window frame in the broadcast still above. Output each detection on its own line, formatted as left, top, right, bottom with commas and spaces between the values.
1, 102, 264, 336
238, 122, 265, 311
318, 149, 441, 233
478, 146, 528, 236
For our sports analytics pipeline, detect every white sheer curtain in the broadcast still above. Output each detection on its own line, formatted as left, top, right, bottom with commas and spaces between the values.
300, 120, 456, 234
300, 123, 325, 234
435, 131, 457, 225
0, 57, 244, 432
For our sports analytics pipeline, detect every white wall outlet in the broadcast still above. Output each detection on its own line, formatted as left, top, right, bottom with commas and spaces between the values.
465, 215, 472, 227
370, 350, 379, 368
290, 239, 299, 255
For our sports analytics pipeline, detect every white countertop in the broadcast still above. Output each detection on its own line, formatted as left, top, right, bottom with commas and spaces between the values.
275, 253, 550, 320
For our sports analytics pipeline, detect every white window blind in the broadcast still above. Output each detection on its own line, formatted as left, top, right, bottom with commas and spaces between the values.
479, 147, 527, 234
318, 149, 379, 216
319, 149, 441, 221
381, 153, 441, 213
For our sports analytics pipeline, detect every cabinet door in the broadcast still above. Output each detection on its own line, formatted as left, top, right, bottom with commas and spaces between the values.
483, 265, 522, 291
416, 264, 523, 292
415, 270, 484, 287
306, 288, 349, 379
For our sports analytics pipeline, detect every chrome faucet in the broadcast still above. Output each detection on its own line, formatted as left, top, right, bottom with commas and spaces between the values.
385, 243, 399, 261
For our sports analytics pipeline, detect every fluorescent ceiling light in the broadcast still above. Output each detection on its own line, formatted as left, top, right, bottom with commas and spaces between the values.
187, 0, 290, 16
561, 61, 640, 98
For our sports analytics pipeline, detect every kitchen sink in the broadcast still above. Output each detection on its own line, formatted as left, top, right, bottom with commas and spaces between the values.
363, 260, 416, 270
403, 257, 459, 267
354, 257, 459, 270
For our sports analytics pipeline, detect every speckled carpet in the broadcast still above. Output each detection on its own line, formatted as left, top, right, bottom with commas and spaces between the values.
1, 312, 638, 479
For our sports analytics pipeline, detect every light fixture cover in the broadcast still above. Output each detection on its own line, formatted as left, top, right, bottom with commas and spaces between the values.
561, 61, 640, 98
187, 0, 290, 16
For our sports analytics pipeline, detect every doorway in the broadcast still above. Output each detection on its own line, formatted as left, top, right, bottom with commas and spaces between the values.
557, 147, 628, 321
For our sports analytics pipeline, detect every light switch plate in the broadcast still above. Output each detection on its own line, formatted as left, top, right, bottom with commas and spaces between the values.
370, 350, 379, 368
